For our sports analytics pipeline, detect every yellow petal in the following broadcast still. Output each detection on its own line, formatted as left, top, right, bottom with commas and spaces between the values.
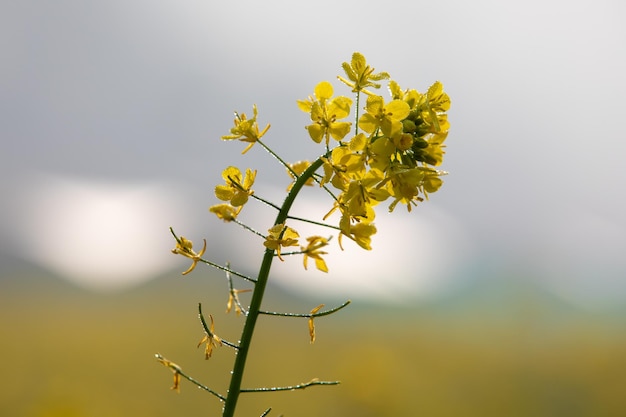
328, 96, 352, 119
350, 52, 366, 73
385, 100, 410, 121
297, 99, 313, 113
243, 168, 257, 188
308, 304, 325, 343
314, 81, 333, 100
222, 166, 242, 182
349, 133, 368, 151
305, 124, 325, 143
314, 257, 328, 273
358, 113, 378, 134
364, 95, 383, 114
308, 317, 315, 343
215, 185, 234, 201
230, 192, 249, 207
329, 122, 352, 141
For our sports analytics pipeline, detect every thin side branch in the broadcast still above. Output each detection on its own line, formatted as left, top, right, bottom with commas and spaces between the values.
251, 194, 281, 211
170, 227, 256, 283
286, 214, 341, 231
259, 300, 351, 318
258, 139, 298, 177
196, 258, 257, 283
241, 378, 341, 393
232, 218, 267, 238
179, 369, 226, 400
155, 354, 225, 401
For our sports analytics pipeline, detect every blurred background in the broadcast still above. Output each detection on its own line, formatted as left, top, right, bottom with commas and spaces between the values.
2, 0, 626, 416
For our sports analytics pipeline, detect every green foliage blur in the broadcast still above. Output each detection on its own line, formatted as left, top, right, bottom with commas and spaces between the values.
2, 266, 626, 417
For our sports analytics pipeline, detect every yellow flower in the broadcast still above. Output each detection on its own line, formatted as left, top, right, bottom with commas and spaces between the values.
341, 172, 388, 219
382, 165, 423, 212
337, 52, 390, 94
339, 221, 377, 250
209, 203, 242, 222
392, 133, 414, 152
358, 95, 410, 137
226, 288, 251, 315
263, 223, 299, 261
286, 160, 315, 190
426, 81, 451, 114
301, 236, 329, 273
297, 81, 352, 146
171, 236, 206, 275
197, 314, 223, 359
381, 165, 446, 212
319, 151, 347, 191
388, 79, 407, 101
319, 134, 376, 191
155, 354, 182, 393
368, 136, 396, 173
417, 131, 448, 167
308, 304, 325, 344
421, 168, 446, 195
221, 105, 270, 154
407, 81, 451, 136
214, 166, 256, 207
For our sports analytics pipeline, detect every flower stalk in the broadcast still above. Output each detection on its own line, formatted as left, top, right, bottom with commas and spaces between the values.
159, 52, 452, 416
222, 156, 326, 417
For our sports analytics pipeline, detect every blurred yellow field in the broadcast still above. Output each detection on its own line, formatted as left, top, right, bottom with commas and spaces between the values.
2, 267, 626, 417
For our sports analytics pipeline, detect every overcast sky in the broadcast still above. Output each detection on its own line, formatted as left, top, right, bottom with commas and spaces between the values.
2, 0, 625, 308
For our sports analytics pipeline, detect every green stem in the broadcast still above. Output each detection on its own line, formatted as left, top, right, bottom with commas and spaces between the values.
221, 155, 327, 417
354, 91, 360, 136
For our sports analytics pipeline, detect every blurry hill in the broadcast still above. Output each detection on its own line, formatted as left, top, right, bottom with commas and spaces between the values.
1, 257, 626, 417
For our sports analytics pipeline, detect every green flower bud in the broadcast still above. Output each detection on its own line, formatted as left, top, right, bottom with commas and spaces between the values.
402, 119, 417, 133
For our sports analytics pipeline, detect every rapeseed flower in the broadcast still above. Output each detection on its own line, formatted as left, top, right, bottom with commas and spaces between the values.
359, 95, 410, 137
197, 314, 222, 359
156, 354, 182, 393
301, 236, 330, 273
209, 203, 242, 222
222, 105, 270, 154
298, 81, 352, 146
171, 236, 207, 275
339, 221, 377, 250
215, 166, 256, 207
338, 52, 389, 94
263, 223, 299, 261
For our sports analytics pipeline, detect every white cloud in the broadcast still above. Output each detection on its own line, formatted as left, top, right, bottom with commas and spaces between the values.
17, 175, 190, 292
231, 187, 472, 303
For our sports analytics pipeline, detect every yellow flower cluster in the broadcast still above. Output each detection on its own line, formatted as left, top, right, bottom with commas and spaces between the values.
201, 52, 451, 273
300, 52, 451, 247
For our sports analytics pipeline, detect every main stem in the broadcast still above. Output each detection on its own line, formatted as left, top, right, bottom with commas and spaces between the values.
222, 156, 326, 417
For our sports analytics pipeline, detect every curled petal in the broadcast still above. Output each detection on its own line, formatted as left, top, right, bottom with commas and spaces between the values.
308, 304, 325, 344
